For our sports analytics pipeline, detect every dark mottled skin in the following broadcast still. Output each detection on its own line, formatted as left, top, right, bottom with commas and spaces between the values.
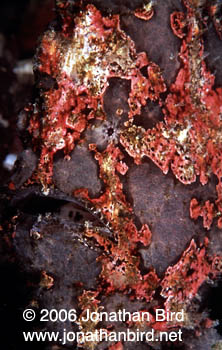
127, 161, 217, 275
120, 0, 184, 86
1, 1, 222, 349
53, 144, 102, 197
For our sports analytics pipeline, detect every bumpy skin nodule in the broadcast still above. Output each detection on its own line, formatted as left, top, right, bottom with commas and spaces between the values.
2, 0, 222, 349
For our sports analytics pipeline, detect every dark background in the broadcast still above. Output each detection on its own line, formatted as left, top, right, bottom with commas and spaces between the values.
0, 2, 54, 348
0, 0, 55, 184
